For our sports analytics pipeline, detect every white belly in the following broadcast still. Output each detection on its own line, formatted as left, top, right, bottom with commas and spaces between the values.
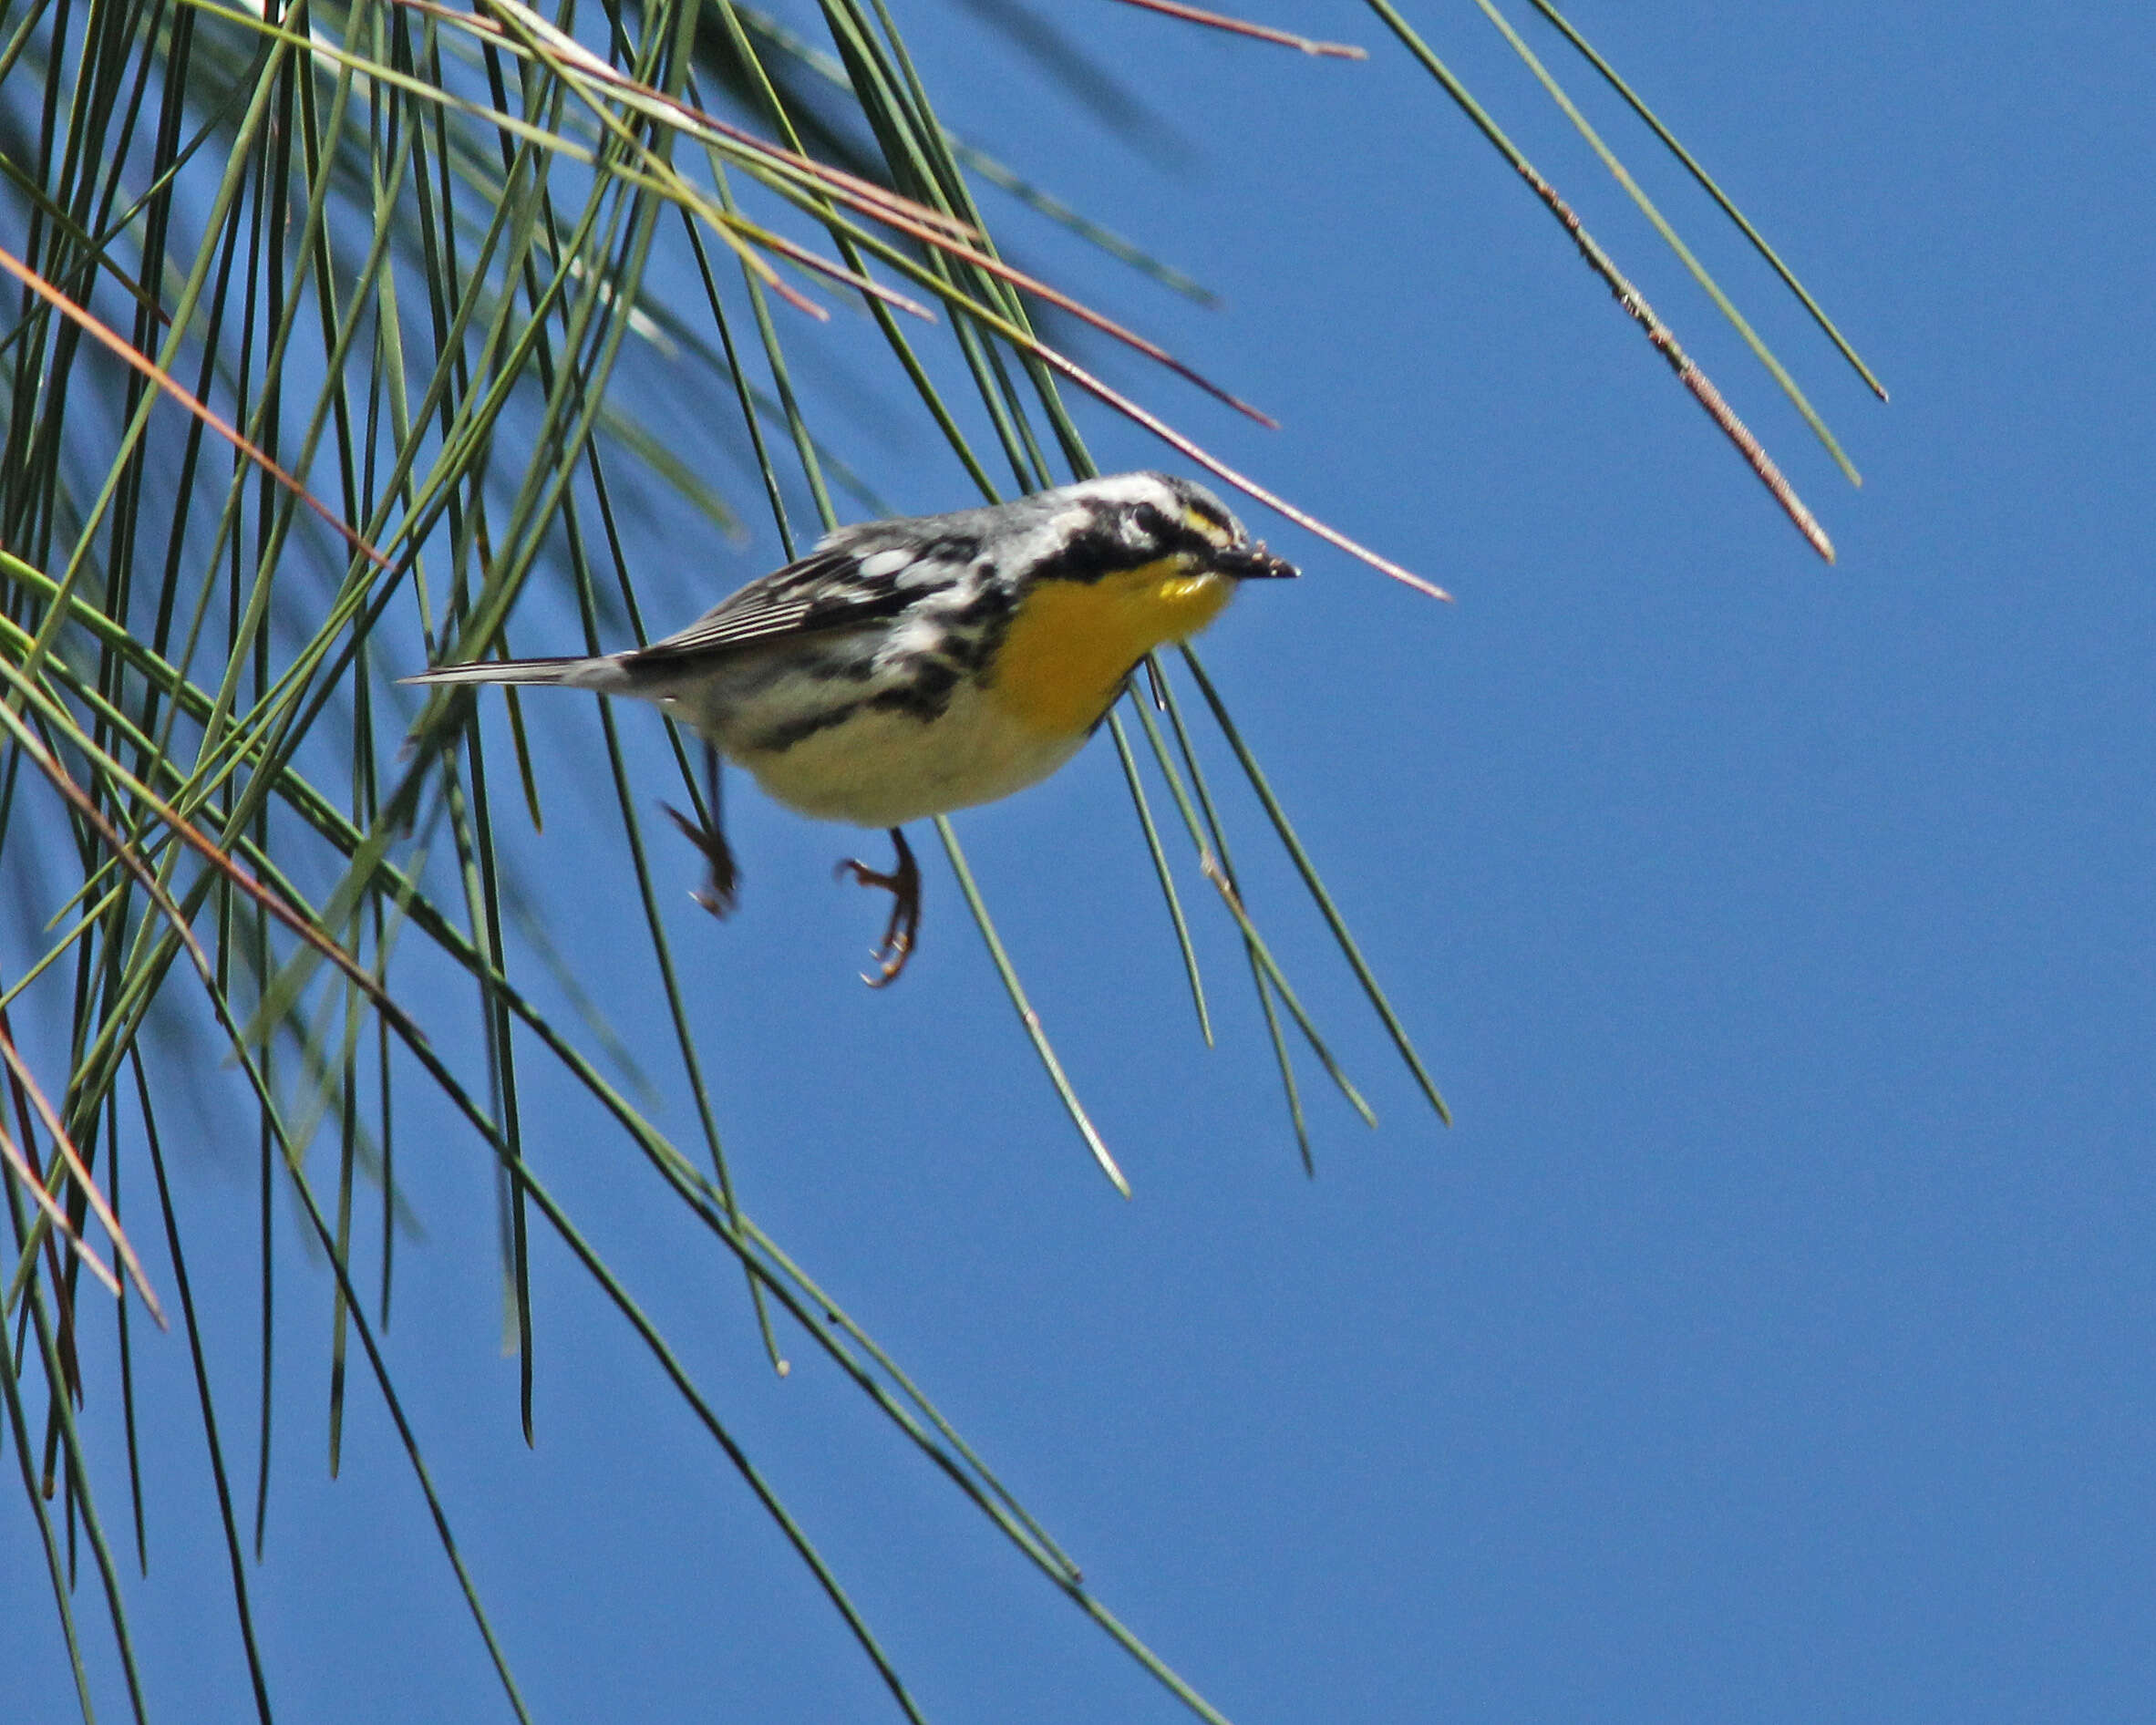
729, 677, 1086, 828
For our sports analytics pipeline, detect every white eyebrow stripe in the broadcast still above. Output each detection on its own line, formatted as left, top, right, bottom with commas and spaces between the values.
1068, 472, 1174, 510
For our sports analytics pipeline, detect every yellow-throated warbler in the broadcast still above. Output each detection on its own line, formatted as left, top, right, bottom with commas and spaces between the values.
406, 470, 1295, 983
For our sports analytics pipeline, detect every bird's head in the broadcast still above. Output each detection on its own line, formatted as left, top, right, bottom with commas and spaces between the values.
1047, 471, 1299, 585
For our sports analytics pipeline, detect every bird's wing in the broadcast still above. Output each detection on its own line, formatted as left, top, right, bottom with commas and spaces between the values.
624, 547, 917, 666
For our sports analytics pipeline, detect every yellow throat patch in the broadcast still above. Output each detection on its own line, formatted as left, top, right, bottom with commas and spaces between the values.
988, 559, 1233, 737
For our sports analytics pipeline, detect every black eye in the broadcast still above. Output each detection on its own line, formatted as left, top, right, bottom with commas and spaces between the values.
1132, 502, 1176, 543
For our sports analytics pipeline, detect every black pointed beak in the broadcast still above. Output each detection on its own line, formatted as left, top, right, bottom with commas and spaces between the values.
1220, 541, 1298, 580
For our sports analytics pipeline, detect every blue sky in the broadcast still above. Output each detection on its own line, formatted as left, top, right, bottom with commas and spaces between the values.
10, 3, 2153, 1720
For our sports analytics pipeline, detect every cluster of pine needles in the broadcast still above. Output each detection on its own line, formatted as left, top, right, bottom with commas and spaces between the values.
0, 1, 1880, 1719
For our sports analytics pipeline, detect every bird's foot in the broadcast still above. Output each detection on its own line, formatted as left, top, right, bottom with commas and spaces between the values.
835, 827, 920, 987
663, 803, 739, 918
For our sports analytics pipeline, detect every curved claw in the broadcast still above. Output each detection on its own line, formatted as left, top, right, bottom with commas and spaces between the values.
837, 827, 920, 987
663, 802, 738, 918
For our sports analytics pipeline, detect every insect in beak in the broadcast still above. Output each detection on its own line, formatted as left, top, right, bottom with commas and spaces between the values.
1220, 542, 1298, 580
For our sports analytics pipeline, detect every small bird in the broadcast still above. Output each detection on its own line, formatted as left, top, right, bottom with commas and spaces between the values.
405, 470, 1296, 984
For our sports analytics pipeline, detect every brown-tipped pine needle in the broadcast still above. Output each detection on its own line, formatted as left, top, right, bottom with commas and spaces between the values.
1361, 0, 1833, 563
184, 0, 918, 330
1109, 0, 1367, 57
471, 0, 1266, 421
832, 202, 1278, 428
0, 674, 418, 1047
0, 1119, 121, 1305
1015, 338, 1450, 598
0, 1018, 165, 1324
1525, 0, 1887, 404
0, 244, 392, 574
714, 215, 935, 323
1519, 162, 1835, 563
458, 0, 979, 241
1471, 0, 1859, 491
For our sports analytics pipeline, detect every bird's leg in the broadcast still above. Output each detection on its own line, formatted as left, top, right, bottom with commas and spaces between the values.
662, 743, 738, 917
835, 825, 921, 987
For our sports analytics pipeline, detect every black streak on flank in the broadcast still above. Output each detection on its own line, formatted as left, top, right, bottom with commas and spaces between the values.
870, 658, 962, 720
938, 626, 1003, 674
750, 654, 963, 748
754, 701, 861, 753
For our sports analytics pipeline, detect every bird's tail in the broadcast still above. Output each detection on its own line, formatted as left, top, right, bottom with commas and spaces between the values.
401, 654, 615, 691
